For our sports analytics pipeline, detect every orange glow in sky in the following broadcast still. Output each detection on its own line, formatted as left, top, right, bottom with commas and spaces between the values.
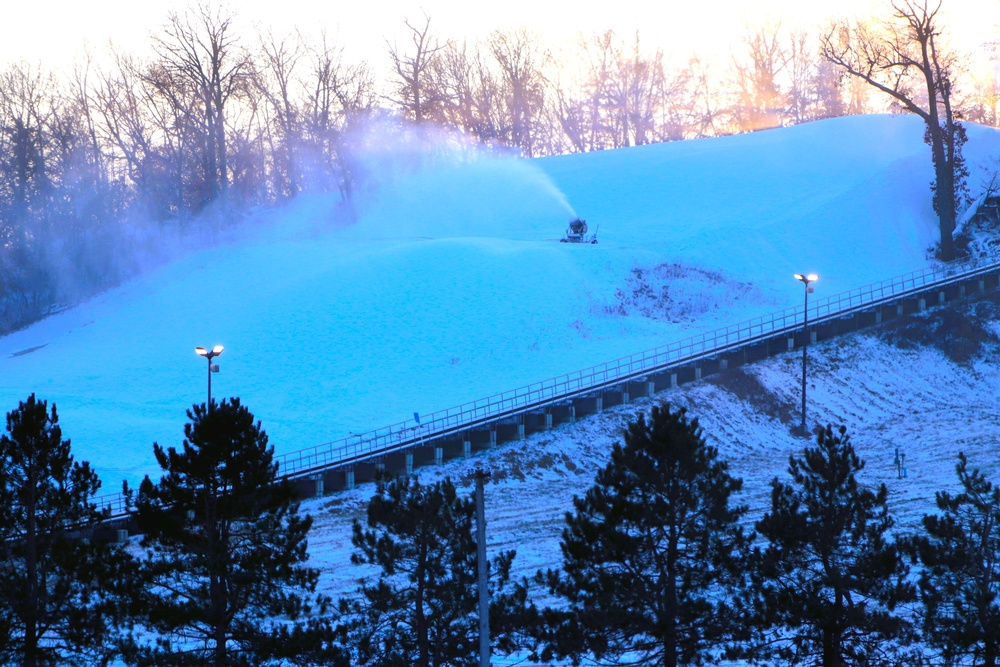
6, 0, 998, 73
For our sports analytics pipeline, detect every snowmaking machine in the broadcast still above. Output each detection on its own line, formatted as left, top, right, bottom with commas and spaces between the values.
560, 218, 598, 244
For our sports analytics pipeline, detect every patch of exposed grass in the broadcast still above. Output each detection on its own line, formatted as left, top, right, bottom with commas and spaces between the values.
877, 293, 1000, 364
707, 366, 797, 425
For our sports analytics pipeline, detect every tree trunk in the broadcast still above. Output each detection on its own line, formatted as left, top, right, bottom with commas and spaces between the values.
662, 579, 677, 667
823, 588, 844, 667
662, 536, 678, 667
929, 126, 956, 261
212, 570, 226, 667
13, 119, 31, 222
207, 495, 228, 667
415, 545, 429, 667
214, 92, 228, 193
24, 454, 39, 667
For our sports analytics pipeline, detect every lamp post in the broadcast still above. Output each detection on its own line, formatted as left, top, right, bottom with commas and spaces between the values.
475, 469, 491, 667
195, 345, 224, 411
794, 274, 817, 435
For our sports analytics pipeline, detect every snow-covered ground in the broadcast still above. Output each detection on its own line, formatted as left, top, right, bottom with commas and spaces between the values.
3, 113, 997, 493
303, 294, 1000, 611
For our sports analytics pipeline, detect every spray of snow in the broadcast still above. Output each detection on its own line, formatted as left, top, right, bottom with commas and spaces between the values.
232, 115, 578, 246
338, 115, 576, 239
349, 157, 577, 240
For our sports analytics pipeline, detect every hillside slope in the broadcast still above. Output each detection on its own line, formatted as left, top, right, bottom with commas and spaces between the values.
0, 113, 997, 492
304, 294, 1000, 612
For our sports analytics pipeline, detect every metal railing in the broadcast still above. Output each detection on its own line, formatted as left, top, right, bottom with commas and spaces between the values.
274, 256, 1000, 478
95, 491, 127, 517
94, 255, 1000, 515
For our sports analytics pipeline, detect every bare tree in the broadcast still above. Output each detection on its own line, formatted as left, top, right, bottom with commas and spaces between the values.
963, 64, 1000, 128
648, 59, 699, 143
0, 64, 54, 223
256, 30, 305, 198
549, 31, 616, 153
430, 38, 515, 147
436, 40, 482, 138
251, 28, 376, 200
152, 3, 252, 205
730, 24, 788, 132
95, 52, 198, 217
387, 15, 446, 124
0, 63, 56, 321
685, 57, 725, 138
822, 0, 967, 260
69, 53, 108, 184
843, 68, 874, 115
225, 68, 269, 205
489, 28, 549, 156
602, 32, 667, 148
582, 31, 617, 150
550, 76, 592, 153
812, 59, 847, 120
305, 33, 376, 199
786, 31, 817, 124
550, 32, 714, 150
0, 61, 135, 325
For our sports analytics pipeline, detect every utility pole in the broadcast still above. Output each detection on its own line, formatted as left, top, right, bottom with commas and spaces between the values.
195, 345, 224, 413
794, 274, 817, 434
475, 469, 490, 667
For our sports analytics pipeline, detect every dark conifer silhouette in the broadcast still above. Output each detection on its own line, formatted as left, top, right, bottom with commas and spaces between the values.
537, 404, 750, 667
750, 424, 913, 666
124, 398, 343, 667
0, 393, 133, 666
341, 473, 519, 667
909, 452, 1000, 667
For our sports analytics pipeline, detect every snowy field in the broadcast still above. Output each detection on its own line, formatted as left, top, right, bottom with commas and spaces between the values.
304, 295, 1000, 643
0, 112, 998, 499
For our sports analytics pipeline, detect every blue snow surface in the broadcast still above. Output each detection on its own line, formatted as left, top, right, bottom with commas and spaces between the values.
0, 113, 998, 491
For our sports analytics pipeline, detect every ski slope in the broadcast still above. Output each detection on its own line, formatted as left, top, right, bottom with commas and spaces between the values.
0, 113, 998, 495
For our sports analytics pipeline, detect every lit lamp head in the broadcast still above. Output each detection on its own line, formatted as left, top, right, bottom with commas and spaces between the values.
195, 345, 224, 360
794, 273, 819, 285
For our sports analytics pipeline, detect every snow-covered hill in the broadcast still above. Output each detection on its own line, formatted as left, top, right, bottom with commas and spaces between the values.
0, 113, 997, 497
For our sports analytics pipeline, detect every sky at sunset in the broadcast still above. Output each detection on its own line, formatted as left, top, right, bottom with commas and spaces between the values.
8, 0, 999, 75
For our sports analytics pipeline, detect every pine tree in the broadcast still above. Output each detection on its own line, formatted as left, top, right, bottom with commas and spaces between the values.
0, 393, 134, 666
537, 404, 750, 667
124, 398, 343, 667
909, 453, 1000, 667
341, 473, 518, 667
750, 424, 913, 666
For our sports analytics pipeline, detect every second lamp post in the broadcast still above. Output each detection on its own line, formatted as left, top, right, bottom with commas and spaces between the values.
794, 274, 817, 435
195, 345, 224, 411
